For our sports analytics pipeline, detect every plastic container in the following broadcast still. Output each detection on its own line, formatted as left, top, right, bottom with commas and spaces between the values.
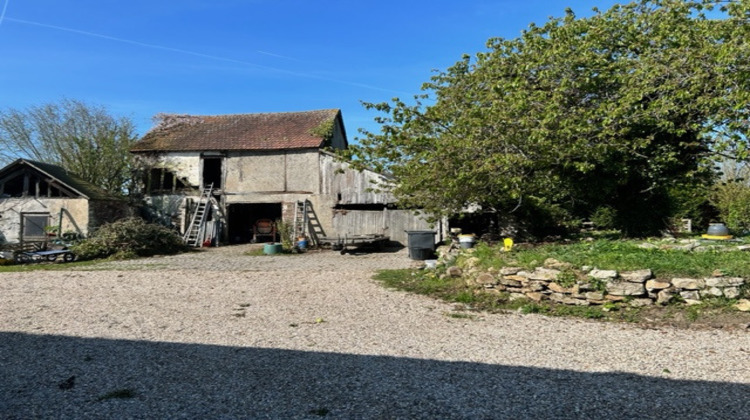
263, 243, 283, 255
297, 239, 308, 249
458, 234, 475, 249
707, 223, 729, 236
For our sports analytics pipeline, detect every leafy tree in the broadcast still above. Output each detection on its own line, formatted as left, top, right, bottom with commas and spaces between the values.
0, 99, 138, 196
348, 0, 750, 237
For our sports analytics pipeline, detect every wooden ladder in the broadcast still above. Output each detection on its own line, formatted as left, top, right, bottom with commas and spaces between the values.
183, 184, 213, 247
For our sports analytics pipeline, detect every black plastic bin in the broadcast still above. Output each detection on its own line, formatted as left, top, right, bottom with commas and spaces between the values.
405, 230, 436, 260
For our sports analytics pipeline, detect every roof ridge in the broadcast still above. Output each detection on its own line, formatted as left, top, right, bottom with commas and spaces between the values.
157, 108, 340, 119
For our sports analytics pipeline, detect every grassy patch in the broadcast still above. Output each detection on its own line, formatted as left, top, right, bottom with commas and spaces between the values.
484, 238, 750, 280
243, 248, 297, 256
0, 259, 101, 272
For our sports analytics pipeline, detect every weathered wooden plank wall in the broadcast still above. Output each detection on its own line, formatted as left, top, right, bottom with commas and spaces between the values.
331, 208, 436, 244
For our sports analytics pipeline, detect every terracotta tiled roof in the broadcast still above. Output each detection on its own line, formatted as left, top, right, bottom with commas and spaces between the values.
131, 109, 343, 152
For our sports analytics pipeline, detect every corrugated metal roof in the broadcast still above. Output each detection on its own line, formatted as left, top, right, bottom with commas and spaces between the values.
131, 109, 343, 152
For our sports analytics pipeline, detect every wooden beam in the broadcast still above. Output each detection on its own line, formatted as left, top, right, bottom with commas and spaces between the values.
22, 174, 29, 197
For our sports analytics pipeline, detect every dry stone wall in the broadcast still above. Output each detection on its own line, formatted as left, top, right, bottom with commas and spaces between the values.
437, 248, 750, 312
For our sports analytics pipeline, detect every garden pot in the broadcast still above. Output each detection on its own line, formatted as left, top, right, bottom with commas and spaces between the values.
263, 243, 283, 255
707, 223, 729, 236
458, 234, 475, 249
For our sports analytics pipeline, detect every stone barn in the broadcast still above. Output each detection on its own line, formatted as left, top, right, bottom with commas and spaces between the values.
130, 109, 436, 246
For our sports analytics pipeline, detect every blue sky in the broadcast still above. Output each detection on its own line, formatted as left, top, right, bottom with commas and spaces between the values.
0, 0, 620, 140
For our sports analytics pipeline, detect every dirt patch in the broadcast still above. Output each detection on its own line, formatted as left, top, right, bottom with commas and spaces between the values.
634, 305, 750, 332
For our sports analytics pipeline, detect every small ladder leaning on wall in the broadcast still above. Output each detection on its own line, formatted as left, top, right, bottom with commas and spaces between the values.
183, 184, 214, 247
293, 200, 309, 245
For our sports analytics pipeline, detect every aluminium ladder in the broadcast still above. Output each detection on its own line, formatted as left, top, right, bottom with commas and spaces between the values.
183, 184, 214, 246
292, 200, 308, 242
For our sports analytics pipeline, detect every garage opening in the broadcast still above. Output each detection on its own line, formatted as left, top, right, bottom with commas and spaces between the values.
227, 203, 282, 244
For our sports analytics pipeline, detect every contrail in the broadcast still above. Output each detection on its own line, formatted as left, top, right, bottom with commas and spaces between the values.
5, 17, 409, 95
0, 0, 10, 28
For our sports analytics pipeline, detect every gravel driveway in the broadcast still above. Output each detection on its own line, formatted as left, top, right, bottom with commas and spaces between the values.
1, 245, 749, 419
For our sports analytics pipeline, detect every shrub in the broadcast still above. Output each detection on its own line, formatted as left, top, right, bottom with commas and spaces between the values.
590, 206, 617, 230
711, 181, 750, 233
71, 218, 187, 260
275, 218, 294, 250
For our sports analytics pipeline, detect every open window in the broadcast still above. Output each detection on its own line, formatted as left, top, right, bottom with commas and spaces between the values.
144, 168, 189, 193
202, 157, 223, 189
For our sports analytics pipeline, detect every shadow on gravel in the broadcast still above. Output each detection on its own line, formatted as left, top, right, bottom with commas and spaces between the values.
1, 332, 747, 419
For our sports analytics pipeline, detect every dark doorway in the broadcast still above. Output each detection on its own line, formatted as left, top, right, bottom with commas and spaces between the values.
227, 203, 282, 244
202, 157, 222, 189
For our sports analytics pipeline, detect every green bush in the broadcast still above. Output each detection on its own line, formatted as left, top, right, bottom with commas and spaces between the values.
71, 218, 187, 260
590, 206, 617, 230
712, 181, 750, 233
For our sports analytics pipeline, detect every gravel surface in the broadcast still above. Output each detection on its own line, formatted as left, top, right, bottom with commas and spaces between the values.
1, 245, 749, 419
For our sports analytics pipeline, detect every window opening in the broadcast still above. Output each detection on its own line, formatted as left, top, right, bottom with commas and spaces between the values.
202, 157, 223, 189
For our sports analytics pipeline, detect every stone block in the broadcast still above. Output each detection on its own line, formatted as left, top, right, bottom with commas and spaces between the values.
703, 287, 724, 298
527, 268, 561, 281
620, 269, 652, 283
475, 273, 496, 286
645, 279, 671, 291
547, 282, 569, 294
705, 277, 744, 288
525, 292, 545, 302
629, 298, 653, 307
523, 281, 546, 292
548, 293, 566, 303
590, 269, 618, 280
605, 280, 646, 296
446, 266, 463, 278
500, 276, 523, 287
735, 299, 750, 311
585, 291, 605, 301
680, 290, 701, 301
500, 267, 523, 276
671, 278, 705, 290
656, 290, 674, 305
723, 287, 740, 299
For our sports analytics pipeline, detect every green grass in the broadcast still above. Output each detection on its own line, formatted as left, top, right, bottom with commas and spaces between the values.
472, 239, 750, 280
0, 259, 101, 272
243, 247, 297, 256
